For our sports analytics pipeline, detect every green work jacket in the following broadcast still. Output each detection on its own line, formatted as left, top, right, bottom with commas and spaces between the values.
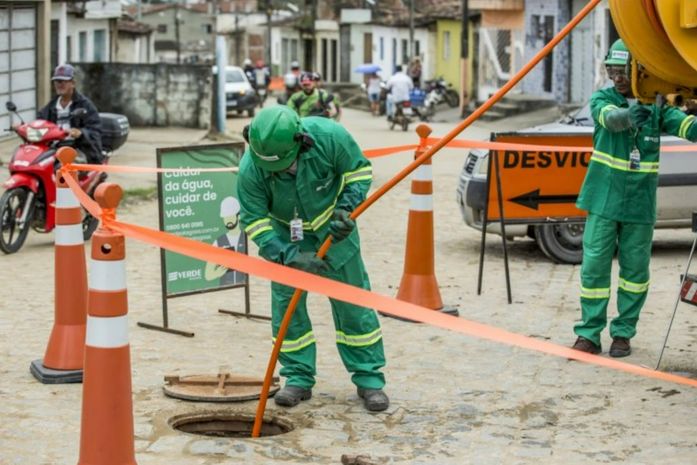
237, 117, 372, 270
288, 89, 336, 118
577, 87, 697, 224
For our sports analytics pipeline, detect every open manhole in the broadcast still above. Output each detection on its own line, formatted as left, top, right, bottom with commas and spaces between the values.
170, 411, 294, 438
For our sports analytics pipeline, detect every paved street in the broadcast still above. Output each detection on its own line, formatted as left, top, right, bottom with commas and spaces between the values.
2, 103, 697, 464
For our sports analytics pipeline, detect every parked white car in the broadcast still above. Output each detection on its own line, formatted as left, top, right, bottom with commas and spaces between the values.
222, 66, 258, 117
456, 103, 697, 264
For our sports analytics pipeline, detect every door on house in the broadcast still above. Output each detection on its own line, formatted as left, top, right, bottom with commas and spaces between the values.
570, 0, 594, 103
0, 3, 38, 136
303, 39, 313, 71
363, 32, 372, 64
321, 38, 328, 82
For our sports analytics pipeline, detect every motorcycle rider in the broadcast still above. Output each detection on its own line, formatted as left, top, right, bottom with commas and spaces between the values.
288, 72, 339, 119
36, 64, 103, 164
279, 61, 302, 105
243, 58, 257, 87
254, 59, 271, 104
385, 65, 413, 121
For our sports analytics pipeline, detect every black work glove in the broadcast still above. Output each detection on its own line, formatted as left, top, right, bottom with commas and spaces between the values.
286, 251, 328, 274
329, 209, 355, 242
629, 104, 652, 129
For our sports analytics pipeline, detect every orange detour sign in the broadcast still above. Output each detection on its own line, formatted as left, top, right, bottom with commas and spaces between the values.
486, 133, 592, 222
78, 183, 136, 465
31, 147, 87, 384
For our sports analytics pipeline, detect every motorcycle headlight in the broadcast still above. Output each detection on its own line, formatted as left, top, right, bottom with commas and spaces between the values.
26, 127, 48, 142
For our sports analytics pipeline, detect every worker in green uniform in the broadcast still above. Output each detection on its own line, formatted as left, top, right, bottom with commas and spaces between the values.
237, 105, 389, 411
572, 39, 697, 357
288, 71, 340, 119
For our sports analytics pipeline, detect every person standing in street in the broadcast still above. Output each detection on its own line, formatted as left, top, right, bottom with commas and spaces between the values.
367, 72, 382, 116
571, 39, 697, 357
237, 106, 389, 412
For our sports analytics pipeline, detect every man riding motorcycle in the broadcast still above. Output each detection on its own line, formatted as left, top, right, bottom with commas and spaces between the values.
36, 64, 103, 165
288, 72, 340, 120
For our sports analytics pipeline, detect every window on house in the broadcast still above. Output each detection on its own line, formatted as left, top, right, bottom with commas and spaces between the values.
79, 31, 87, 61
402, 38, 408, 63
392, 38, 397, 68
415, 40, 420, 58
66, 36, 72, 63
291, 39, 298, 61
202, 24, 212, 34
379, 37, 384, 60
157, 24, 167, 33
443, 31, 451, 60
94, 29, 106, 62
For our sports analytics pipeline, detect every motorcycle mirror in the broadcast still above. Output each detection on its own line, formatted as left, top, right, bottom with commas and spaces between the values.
71, 108, 87, 117
5, 101, 17, 112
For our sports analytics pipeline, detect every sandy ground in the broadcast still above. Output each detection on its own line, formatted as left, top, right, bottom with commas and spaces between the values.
2, 105, 697, 464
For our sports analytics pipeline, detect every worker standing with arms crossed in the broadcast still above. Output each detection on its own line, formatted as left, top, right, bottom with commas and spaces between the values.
571, 39, 697, 356
237, 106, 389, 411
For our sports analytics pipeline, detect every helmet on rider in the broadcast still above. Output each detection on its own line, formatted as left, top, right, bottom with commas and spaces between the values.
604, 39, 629, 66
243, 58, 253, 67
248, 106, 302, 172
290, 60, 300, 70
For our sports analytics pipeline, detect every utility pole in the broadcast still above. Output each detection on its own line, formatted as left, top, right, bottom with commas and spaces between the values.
409, 0, 414, 60
234, 8, 241, 66
309, 0, 317, 70
174, 3, 181, 64
459, 0, 470, 115
266, 0, 272, 68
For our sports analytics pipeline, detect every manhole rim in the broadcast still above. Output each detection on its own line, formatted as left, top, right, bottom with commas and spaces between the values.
168, 409, 295, 438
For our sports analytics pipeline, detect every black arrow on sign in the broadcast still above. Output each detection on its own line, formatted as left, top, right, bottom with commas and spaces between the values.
509, 189, 578, 210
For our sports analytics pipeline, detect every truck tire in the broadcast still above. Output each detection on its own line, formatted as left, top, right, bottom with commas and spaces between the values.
534, 222, 584, 264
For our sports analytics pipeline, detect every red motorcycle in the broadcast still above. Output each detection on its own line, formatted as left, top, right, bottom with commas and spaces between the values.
1, 101, 128, 254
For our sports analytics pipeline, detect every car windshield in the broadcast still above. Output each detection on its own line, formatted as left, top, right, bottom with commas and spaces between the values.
561, 103, 592, 126
226, 69, 245, 83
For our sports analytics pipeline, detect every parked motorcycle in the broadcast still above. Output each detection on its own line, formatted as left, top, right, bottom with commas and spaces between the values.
423, 77, 460, 108
0, 101, 129, 254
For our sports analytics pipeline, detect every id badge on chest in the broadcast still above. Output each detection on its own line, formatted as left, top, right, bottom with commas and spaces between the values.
629, 149, 641, 171
290, 208, 304, 242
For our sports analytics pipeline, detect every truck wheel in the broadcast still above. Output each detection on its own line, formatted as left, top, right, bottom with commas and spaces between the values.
534, 222, 584, 265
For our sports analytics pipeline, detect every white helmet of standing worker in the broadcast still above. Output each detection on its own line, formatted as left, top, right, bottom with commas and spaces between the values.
220, 196, 241, 218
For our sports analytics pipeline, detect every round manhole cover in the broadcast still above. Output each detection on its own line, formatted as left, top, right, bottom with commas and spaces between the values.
170, 411, 294, 438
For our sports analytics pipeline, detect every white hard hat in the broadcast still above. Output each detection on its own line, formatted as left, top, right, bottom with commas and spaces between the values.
220, 196, 241, 217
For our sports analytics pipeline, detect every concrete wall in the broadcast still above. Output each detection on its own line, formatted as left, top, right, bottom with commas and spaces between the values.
364, 25, 434, 84
74, 63, 212, 128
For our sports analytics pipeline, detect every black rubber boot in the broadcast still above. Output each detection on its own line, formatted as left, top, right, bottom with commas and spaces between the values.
273, 385, 312, 407
357, 388, 389, 412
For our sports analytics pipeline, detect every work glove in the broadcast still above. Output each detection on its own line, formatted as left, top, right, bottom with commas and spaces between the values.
329, 209, 355, 242
629, 104, 652, 129
286, 251, 328, 274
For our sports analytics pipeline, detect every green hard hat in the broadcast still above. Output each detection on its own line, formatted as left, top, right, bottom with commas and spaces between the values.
248, 106, 302, 172
604, 39, 630, 66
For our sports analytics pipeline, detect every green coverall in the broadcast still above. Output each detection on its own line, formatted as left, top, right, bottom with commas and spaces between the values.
237, 116, 385, 390
574, 87, 697, 346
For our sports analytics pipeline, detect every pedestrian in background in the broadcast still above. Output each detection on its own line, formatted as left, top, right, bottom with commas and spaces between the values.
571, 39, 697, 357
367, 72, 381, 116
408, 57, 422, 88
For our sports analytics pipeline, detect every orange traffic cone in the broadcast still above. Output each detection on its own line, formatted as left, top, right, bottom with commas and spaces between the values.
395, 124, 458, 318
77, 183, 136, 465
31, 148, 87, 383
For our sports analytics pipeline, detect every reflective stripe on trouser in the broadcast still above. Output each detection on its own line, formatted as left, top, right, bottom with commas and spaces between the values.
574, 213, 653, 346
271, 251, 386, 390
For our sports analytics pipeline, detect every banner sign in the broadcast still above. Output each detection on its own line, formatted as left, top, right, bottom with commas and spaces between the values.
157, 143, 246, 297
486, 133, 592, 222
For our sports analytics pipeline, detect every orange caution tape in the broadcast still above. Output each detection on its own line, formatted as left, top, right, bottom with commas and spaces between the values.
363, 144, 419, 158
61, 169, 697, 389
70, 164, 239, 174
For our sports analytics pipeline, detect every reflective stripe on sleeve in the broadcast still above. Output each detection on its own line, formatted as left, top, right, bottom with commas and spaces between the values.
336, 328, 382, 347
273, 331, 316, 353
86, 315, 129, 348
580, 286, 611, 299
599, 104, 619, 129
591, 150, 659, 173
619, 278, 650, 294
245, 218, 273, 240
55, 224, 84, 246
679, 115, 695, 140
343, 166, 372, 184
